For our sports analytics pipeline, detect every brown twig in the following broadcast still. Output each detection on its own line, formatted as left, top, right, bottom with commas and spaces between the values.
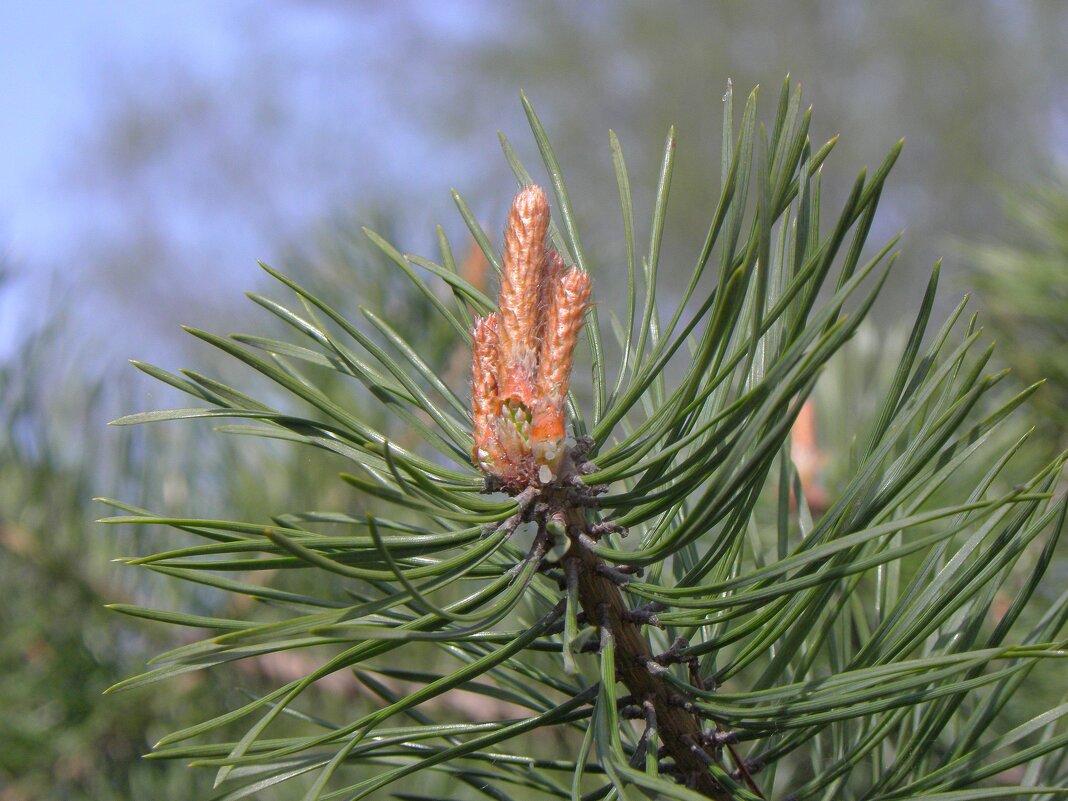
564, 504, 734, 799
471, 185, 746, 798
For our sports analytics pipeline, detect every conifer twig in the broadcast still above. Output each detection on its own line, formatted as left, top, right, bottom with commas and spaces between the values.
473, 185, 735, 797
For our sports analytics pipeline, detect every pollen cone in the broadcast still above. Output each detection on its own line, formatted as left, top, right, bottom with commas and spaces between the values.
497, 185, 550, 410
532, 263, 591, 472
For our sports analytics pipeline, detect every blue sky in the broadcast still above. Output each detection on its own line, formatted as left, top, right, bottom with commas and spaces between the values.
0, 3, 498, 266
0, 3, 249, 355
2, 2, 1066, 365
0, 2, 452, 357
0, 2, 266, 263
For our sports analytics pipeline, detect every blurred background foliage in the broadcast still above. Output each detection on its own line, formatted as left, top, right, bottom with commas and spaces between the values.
1, 2, 1067, 798
965, 177, 1068, 449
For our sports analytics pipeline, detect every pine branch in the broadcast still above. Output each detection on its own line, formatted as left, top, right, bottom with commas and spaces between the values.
566, 501, 736, 799
103, 79, 1068, 800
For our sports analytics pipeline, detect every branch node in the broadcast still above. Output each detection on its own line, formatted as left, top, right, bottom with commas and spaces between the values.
577, 533, 600, 551
667, 693, 696, 713
622, 604, 664, 629
485, 485, 539, 539
579, 637, 600, 653
571, 434, 595, 461
594, 562, 632, 587
657, 759, 683, 777
628, 736, 649, 768
731, 758, 765, 779
642, 698, 656, 725
640, 655, 670, 676
566, 485, 603, 506
681, 735, 715, 767
654, 636, 691, 665
588, 520, 628, 539
701, 729, 739, 747
597, 602, 612, 653
545, 609, 586, 636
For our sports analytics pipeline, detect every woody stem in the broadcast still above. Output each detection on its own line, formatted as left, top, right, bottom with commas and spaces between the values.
564, 506, 734, 800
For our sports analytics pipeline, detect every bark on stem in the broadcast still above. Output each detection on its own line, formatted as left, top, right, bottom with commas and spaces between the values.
565, 507, 733, 800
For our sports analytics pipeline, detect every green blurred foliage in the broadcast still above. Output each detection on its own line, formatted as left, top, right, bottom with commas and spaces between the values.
0, 291, 218, 799
966, 176, 1068, 445
0, 215, 471, 798
4, 3, 1068, 796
